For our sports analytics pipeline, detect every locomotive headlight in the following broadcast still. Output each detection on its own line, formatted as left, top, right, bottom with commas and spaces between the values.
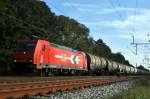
23, 52, 26, 54
14, 60, 17, 62
30, 60, 32, 62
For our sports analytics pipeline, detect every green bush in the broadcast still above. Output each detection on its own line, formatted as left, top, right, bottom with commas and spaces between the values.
110, 78, 150, 99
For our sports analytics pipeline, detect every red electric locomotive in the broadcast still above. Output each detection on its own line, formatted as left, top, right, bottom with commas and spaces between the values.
12, 40, 87, 75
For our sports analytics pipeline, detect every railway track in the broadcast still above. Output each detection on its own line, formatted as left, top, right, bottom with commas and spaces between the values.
0, 76, 138, 99
0, 76, 121, 83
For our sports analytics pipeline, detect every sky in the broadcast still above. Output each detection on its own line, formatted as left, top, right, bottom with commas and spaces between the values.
43, 0, 150, 69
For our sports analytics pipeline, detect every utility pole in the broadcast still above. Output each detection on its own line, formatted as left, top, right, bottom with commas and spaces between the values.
131, 34, 150, 70
131, 35, 150, 55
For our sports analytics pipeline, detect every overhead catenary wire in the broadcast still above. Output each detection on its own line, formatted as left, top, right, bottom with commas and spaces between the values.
132, 0, 138, 36
107, 0, 134, 37
115, 0, 121, 7
107, 0, 134, 38
45, 0, 66, 15
107, 0, 131, 55
106, 0, 139, 57
107, 0, 124, 20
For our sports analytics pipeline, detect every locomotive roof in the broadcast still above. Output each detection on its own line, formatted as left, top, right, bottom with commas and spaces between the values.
49, 42, 81, 53
17, 40, 37, 43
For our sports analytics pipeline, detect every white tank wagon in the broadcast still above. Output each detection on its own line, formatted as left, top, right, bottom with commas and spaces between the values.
106, 60, 118, 73
111, 61, 120, 73
129, 66, 136, 74
85, 53, 149, 75
125, 65, 131, 74
106, 59, 113, 72
120, 64, 126, 73
137, 69, 144, 74
118, 63, 124, 73
133, 67, 137, 74
112, 62, 119, 71
86, 54, 107, 71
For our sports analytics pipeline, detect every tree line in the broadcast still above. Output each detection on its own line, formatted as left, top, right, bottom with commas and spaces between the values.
0, 0, 134, 72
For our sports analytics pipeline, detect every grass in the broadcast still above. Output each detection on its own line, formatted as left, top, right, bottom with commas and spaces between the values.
110, 77, 150, 99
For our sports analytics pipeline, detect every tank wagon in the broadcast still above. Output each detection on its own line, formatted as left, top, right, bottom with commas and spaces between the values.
86, 54, 107, 74
12, 39, 149, 76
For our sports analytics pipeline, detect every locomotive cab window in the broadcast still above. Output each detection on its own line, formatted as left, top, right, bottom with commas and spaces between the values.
16, 43, 36, 51
42, 44, 45, 51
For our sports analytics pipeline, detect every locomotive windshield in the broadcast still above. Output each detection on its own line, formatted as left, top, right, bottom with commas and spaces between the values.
16, 43, 36, 51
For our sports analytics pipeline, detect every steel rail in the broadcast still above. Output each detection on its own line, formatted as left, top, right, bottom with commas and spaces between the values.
0, 76, 135, 99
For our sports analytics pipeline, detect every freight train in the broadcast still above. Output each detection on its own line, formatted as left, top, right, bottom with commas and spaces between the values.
12, 39, 149, 76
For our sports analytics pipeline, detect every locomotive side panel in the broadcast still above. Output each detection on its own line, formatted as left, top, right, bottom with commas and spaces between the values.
34, 40, 87, 71
48, 44, 87, 70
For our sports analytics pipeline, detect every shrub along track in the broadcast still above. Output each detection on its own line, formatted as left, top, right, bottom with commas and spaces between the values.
0, 76, 138, 99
